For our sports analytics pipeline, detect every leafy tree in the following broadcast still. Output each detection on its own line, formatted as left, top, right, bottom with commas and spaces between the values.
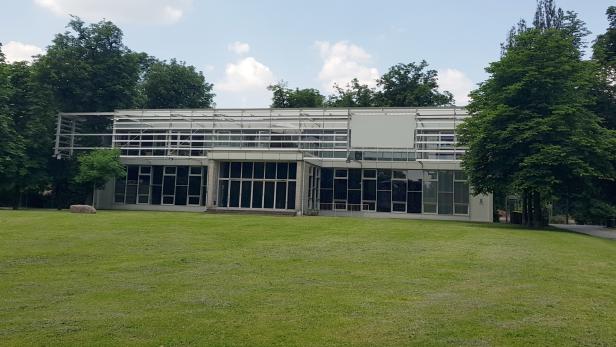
75, 148, 125, 206
592, 6, 616, 130
3, 62, 56, 208
268, 81, 325, 108
35, 17, 144, 112
141, 58, 215, 108
375, 61, 454, 107
0, 44, 26, 206
327, 78, 376, 107
459, 28, 616, 227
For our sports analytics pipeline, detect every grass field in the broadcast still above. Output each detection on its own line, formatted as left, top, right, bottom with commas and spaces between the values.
1, 210, 616, 346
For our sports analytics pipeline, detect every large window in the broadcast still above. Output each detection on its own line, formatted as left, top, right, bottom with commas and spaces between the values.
318, 168, 467, 215
115, 165, 207, 206
217, 161, 297, 210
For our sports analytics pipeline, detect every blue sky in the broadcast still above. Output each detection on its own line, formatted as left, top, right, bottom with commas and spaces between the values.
1, 0, 613, 107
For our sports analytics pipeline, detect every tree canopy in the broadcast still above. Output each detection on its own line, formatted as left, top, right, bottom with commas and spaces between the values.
459, 2, 616, 227
268, 82, 325, 108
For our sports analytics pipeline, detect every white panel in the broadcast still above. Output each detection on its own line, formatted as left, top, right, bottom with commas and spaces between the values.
350, 113, 416, 148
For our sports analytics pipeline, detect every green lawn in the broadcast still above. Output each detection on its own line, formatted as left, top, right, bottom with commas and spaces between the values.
1, 210, 615, 346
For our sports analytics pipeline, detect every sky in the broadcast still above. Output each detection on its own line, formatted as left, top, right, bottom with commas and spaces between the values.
0, 0, 613, 108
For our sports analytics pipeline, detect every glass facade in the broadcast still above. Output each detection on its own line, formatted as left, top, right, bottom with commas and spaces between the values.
114, 165, 208, 206
217, 161, 297, 210
319, 168, 469, 215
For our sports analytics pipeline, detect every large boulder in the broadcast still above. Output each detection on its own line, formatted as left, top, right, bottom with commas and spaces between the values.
69, 205, 97, 214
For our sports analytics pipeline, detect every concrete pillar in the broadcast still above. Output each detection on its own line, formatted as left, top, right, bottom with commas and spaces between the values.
295, 160, 305, 215
206, 160, 218, 209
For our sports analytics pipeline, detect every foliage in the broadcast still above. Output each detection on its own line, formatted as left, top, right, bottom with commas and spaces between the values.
327, 78, 376, 107
592, 6, 616, 130
75, 148, 125, 190
375, 60, 454, 106
459, 27, 616, 227
268, 81, 325, 108
141, 58, 215, 109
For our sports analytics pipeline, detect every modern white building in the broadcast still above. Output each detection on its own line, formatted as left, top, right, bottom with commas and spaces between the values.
54, 107, 493, 222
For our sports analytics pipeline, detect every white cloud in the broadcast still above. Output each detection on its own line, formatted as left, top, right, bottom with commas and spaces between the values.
437, 68, 474, 106
227, 41, 250, 55
33, 0, 191, 24
315, 40, 379, 93
2, 41, 45, 63
216, 57, 274, 93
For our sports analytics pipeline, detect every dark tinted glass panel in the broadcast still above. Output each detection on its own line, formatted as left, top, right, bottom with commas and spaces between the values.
334, 179, 347, 200
241, 181, 252, 208
188, 196, 200, 205
287, 182, 296, 209
438, 171, 454, 193
408, 178, 422, 192
219, 162, 230, 178
151, 186, 162, 205
393, 203, 406, 212
229, 181, 240, 207
265, 162, 276, 179
242, 162, 253, 179
252, 181, 263, 208
163, 176, 175, 195
393, 170, 406, 179
335, 169, 347, 178
175, 186, 187, 205
127, 166, 138, 183
188, 176, 201, 195
125, 186, 137, 204
455, 204, 468, 215
454, 181, 469, 204
277, 163, 288, 179
177, 166, 189, 185
320, 189, 333, 203
114, 178, 126, 203
321, 168, 334, 188
392, 180, 406, 202
438, 193, 453, 215
362, 180, 376, 200
165, 166, 176, 175
288, 163, 297, 179
162, 196, 174, 204
264, 182, 275, 208
190, 167, 201, 175
153, 166, 163, 185
377, 169, 391, 190
407, 192, 421, 213
138, 176, 150, 194
253, 162, 264, 178
218, 180, 229, 207
275, 182, 287, 209
363, 169, 376, 178
348, 169, 361, 189
348, 189, 361, 204
230, 162, 242, 178
377, 191, 391, 212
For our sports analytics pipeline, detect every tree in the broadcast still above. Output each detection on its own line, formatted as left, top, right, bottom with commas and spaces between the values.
327, 78, 376, 107
458, 28, 616, 227
268, 81, 325, 108
4, 61, 56, 208
375, 61, 454, 106
141, 58, 215, 109
0, 44, 26, 205
75, 148, 125, 207
35, 17, 144, 112
592, 6, 616, 130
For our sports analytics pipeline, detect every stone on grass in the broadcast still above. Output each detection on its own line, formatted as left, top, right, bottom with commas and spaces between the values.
69, 205, 97, 214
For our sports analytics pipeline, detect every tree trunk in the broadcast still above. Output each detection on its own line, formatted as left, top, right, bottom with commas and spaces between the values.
533, 191, 543, 228
92, 184, 96, 208
11, 187, 21, 210
522, 191, 528, 226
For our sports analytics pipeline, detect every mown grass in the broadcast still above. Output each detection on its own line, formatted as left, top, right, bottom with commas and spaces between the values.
1, 210, 615, 346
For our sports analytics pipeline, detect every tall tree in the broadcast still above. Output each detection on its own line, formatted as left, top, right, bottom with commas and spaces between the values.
592, 6, 616, 130
268, 81, 325, 108
459, 27, 616, 227
75, 148, 125, 207
35, 17, 144, 112
375, 61, 454, 107
141, 58, 215, 109
4, 62, 56, 208
327, 78, 376, 107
